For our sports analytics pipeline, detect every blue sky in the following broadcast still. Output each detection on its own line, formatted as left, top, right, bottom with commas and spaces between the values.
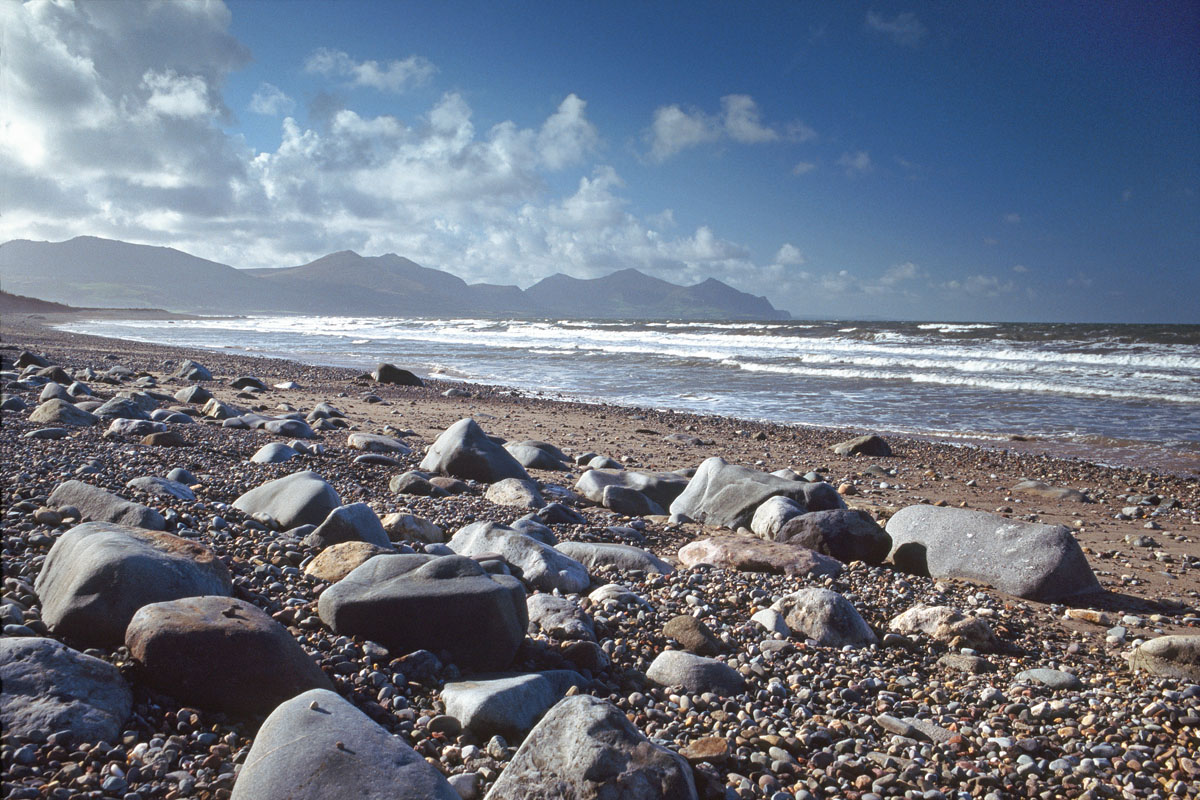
2, 1, 1197, 321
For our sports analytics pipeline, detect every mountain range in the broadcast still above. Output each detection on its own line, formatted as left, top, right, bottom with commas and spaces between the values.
0, 237, 788, 320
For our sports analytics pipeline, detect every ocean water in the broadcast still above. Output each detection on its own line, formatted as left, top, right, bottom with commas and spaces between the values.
55, 316, 1200, 475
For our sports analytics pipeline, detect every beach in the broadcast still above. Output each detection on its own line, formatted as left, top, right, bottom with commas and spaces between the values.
2, 312, 1198, 799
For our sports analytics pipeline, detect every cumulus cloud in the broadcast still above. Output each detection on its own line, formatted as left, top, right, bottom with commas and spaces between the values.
304, 47, 435, 93
941, 274, 1015, 296
837, 150, 872, 176
646, 94, 813, 161
774, 243, 806, 265
1012, 263, 1029, 273
249, 82, 295, 116
879, 261, 922, 285
866, 11, 927, 47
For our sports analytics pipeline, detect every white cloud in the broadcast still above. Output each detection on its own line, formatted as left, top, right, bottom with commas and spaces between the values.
866, 11, 927, 47
774, 243, 805, 265
142, 69, 212, 118
879, 261, 921, 285
249, 82, 295, 116
646, 94, 813, 161
536, 94, 600, 170
941, 274, 1015, 296
837, 150, 872, 176
792, 161, 817, 175
1012, 263, 1029, 273
304, 47, 435, 93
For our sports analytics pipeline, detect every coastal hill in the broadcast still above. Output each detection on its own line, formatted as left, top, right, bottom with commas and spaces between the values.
0, 236, 789, 320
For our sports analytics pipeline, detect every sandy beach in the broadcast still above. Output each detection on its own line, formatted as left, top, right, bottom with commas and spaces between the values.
3, 312, 1198, 800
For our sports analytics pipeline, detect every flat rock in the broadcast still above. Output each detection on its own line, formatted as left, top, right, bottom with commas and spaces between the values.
1128, 635, 1200, 681
441, 670, 587, 740
93, 396, 153, 421
305, 541, 393, 582
886, 505, 1100, 601
125, 475, 196, 501
779, 509, 892, 564
317, 554, 527, 671
172, 360, 213, 381
305, 502, 392, 549
646, 650, 745, 696
750, 608, 790, 637
28, 398, 98, 426
48, 480, 165, 530
831, 434, 892, 457
1015, 668, 1083, 690
142, 430, 189, 447
449, 521, 589, 594
527, 593, 595, 641
231, 689, 457, 800
390, 470, 446, 497
1011, 479, 1090, 503
889, 604, 1001, 652
233, 470, 341, 530
420, 418, 531, 483
174, 384, 212, 404
382, 513, 444, 543
24, 427, 68, 440
937, 654, 997, 674
35, 522, 232, 646
485, 477, 545, 509
0, 637, 132, 744
770, 587, 877, 647
125, 596, 332, 714
105, 418, 165, 437
555, 541, 673, 574
530, 502, 587, 526
662, 614, 724, 656
601, 484, 665, 516
347, 432, 412, 454
678, 536, 843, 578
485, 694, 697, 800
575, 468, 689, 510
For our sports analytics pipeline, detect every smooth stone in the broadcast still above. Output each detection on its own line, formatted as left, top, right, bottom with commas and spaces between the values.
125, 475, 196, 501
601, 484, 665, 516
93, 396, 153, 421
770, 587, 878, 647
0, 637, 132, 743
305, 502, 392, 549
382, 513, 445, 544
485, 477, 545, 509
1015, 668, 1083, 690
419, 417, 530, 483
1011, 479, 1089, 503
173, 360, 213, 381
231, 689, 457, 800
125, 596, 332, 714
886, 505, 1101, 601
485, 695, 697, 800
24, 427, 69, 440
1128, 635, 1200, 681
831, 434, 892, 457
510, 518, 558, 546
574, 468, 689, 510
646, 650, 745, 696
317, 554, 527, 671
251, 442, 300, 463
678, 536, 843, 578
166, 467, 198, 485
347, 432, 412, 454
449, 521, 589, 594
174, 384, 213, 404
390, 471, 446, 497
679, 736, 729, 764
504, 443, 568, 471
778, 509, 892, 564
39, 381, 73, 402
526, 593, 596, 641
937, 654, 997, 674
531, 502, 588, 526
750, 608, 790, 637
750, 495, 806, 540
372, 363, 424, 386
28, 398, 98, 426
105, 418, 165, 437
233, 470, 341, 529
305, 541, 393, 582
35, 522, 232, 646
48, 480, 165, 530
669, 457, 844, 531
142, 430, 189, 447
441, 670, 587, 740
555, 541, 673, 574
201, 397, 241, 419
663, 614, 724, 656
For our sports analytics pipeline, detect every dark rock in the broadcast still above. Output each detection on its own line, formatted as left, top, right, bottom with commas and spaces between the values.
231, 375, 268, 391
663, 614, 724, 656
441, 670, 587, 740
419, 418, 530, 483
28, 399, 98, 426
232, 470, 341, 529
373, 363, 424, 386
575, 468, 689, 510
304, 502, 393, 550
173, 360, 213, 381
449, 521, 589, 593
778, 509, 892, 564
831, 434, 892, 457
646, 650, 745, 695
48, 480, 165, 530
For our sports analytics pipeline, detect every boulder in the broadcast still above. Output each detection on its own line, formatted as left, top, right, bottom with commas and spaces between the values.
750, 496, 806, 540
831, 434, 892, 457
485, 695, 697, 800
231, 375, 268, 391
305, 502, 392, 550
317, 554, 527, 671
232, 470, 341, 530
485, 477, 545, 509
25, 427, 68, 440
770, 588, 878, 647
142, 430, 189, 447
28, 398, 98, 426
93, 396, 152, 421
778, 509, 892, 564
1128, 635, 1200, 681
231, 689, 457, 800
347, 432, 412, 454
39, 381, 73, 402
261, 418, 314, 438
125, 596, 331, 714
35, 522, 232, 646
678, 536, 842, 578
575, 469, 689, 510
174, 384, 213, 404
530, 502, 588, 526
885, 505, 1100, 601
888, 604, 1001, 652
1, 394, 28, 412
511, 518, 558, 545
125, 475, 196, 501
251, 442, 300, 463
601, 485, 665, 517
441, 670, 587, 740
662, 614, 723, 656
555, 541, 673, 575
389, 470, 446, 497
0, 637, 131, 743
505, 442, 569, 471
201, 397, 240, 419
15, 350, 51, 368
646, 650, 745, 695
373, 363, 424, 386
382, 513, 445, 544
527, 593, 596, 641
419, 418, 531, 483
105, 418, 165, 437
669, 457, 841, 530
449, 521, 589, 594
173, 360, 213, 381
304, 541, 392, 583
48, 480, 165, 530
1011, 480, 1090, 503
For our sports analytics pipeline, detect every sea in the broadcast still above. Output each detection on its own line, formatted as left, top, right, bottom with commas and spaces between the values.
55, 316, 1200, 476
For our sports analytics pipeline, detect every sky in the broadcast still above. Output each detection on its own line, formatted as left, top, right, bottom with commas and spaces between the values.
2, 0, 1198, 322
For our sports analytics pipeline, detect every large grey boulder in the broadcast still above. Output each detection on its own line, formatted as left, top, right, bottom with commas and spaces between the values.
94, 396, 152, 421
779, 509, 892, 564
441, 670, 587, 740
420, 418, 531, 483
34, 522, 232, 646
174, 384, 213, 404
250, 442, 300, 464
304, 502, 392, 550
505, 442, 569, 471
885, 505, 1100, 601
750, 496, 806, 540
486, 694, 697, 800
831, 434, 892, 457
173, 360, 213, 381
678, 536, 842, 578
527, 593, 596, 641
575, 469, 689, 510
105, 418, 166, 437
48, 480, 165, 530
39, 381, 73, 402
645, 650, 745, 696
317, 554, 527, 671
0, 638, 131, 744
231, 689, 457, 800
669, 458, 844, 530
232, 470, 341, 529
601, 485, 665, 517
126, 596, 332, 714
347, 432, 412, 454
1128, 635, 1200, 681
125, 475, 196, 501
555, 541, 673, 575
770, 588, 877, 647
485, 477, 545, 509
373, 363, 424, 386
449, 521, 589, 594
28, 398, 98, 426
